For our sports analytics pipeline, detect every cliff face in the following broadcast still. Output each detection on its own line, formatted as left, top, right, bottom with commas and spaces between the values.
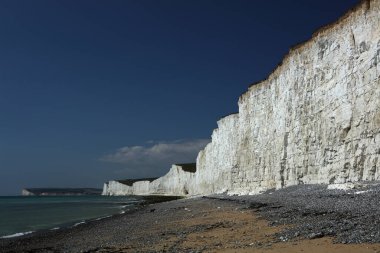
22, 189, 35, 196
104, 0, 380, 197
102, 164, 196, 196
190, 114, 241, 194
190, 0, 380, 195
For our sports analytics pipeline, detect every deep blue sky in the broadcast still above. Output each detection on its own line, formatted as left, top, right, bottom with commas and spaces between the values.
0, 0, 358, 195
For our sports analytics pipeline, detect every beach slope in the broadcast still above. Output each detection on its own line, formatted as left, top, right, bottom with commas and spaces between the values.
2, 184, 380, 252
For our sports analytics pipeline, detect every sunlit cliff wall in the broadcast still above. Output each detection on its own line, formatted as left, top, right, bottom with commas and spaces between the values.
102, 164, 195, 196
190, 0, 380, 195
104, 0, 380, 196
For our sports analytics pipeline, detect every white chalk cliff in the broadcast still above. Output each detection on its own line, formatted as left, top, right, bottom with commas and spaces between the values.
103, 0, 380, 196
102, 164, 195, 196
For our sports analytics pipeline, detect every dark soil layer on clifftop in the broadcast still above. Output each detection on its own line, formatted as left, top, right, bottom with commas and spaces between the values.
1, 186, 380, 252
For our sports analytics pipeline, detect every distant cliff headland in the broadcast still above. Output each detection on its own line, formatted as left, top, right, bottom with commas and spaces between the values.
22, 188, 102, 196
103, 0, 380, 197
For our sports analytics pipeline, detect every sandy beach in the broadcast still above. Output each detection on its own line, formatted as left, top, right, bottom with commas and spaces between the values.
2, 184, 380, 252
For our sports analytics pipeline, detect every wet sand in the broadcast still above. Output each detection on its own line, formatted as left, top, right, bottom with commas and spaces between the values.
1, 196, 380, 253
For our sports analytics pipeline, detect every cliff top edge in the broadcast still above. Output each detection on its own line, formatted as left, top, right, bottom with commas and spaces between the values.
239, 0, 374, 101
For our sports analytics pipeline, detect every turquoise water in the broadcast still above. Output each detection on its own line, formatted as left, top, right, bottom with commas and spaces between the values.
0, 195, 142, 238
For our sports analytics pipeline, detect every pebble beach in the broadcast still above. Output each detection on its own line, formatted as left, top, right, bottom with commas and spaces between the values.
1, 184, 380, 252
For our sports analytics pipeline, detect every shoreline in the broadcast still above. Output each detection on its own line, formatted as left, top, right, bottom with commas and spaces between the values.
0, 195, 181, 241
2, 185, 380, 252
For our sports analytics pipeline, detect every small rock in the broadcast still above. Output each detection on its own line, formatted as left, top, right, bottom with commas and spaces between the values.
309, 232, 324, 239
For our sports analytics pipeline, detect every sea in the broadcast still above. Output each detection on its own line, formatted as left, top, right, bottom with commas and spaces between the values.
0, 195, 143, 239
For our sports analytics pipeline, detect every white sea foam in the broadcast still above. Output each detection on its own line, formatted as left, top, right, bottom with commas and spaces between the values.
73, 221, 85, 227
50, 227, 60, 230
1, 231, 34, 239
95, 215, 113, 221
119, 204, 132, 209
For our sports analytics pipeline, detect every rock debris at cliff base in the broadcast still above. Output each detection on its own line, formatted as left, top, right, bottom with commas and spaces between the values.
213, 181, 380, 244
